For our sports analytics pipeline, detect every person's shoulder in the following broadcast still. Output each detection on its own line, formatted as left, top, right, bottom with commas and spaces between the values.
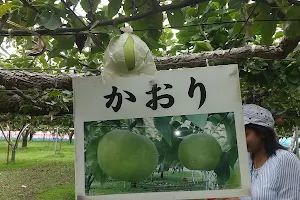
275, 149, 300, 165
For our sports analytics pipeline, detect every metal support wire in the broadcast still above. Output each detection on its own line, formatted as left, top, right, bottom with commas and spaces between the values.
0, 18, 299, 37
0, 67, 101, 72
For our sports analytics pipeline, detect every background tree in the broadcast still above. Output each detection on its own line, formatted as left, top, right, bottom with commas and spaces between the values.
0, 114, 30, 162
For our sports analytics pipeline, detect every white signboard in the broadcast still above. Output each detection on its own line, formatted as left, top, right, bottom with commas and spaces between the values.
73, 64, 251, 200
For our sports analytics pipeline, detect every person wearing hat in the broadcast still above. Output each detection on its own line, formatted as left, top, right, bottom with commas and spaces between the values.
219, 104, 300, 200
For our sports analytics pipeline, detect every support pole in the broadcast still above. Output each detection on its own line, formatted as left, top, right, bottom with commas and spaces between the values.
54, 127, 58, 154
295, 126, 299, 158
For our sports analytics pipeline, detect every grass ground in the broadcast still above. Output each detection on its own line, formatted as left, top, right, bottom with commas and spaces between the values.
0, 139, 213, 200
0, 139, 75, 200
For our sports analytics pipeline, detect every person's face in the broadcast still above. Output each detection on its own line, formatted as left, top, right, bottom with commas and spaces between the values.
245, 127, 264, 153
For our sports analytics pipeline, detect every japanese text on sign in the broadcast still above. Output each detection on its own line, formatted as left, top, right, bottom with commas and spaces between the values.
104, 77, 207, 112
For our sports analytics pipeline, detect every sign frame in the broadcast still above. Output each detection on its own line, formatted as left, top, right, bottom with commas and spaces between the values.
73, 64, 251, 200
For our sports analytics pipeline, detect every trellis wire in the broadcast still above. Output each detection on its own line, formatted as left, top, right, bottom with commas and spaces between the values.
0, 19, 299, 37
0, 67, 101, 71
0, 88, 73, 92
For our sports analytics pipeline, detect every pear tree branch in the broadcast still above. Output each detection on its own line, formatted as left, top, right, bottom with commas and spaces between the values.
0, 36, 299, 91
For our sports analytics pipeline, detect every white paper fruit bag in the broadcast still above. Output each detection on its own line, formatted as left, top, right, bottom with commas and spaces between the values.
101, 26, 157, 83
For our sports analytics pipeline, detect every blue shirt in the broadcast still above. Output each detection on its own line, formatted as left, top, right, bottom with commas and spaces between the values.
241, 149, 300, 200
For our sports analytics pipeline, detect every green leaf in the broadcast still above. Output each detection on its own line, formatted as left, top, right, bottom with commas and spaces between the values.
225, 161, 241, 189
167, 9, 185, 28
38, 10, 62, 30
207, 114, 224, 126
252, 3, 272, 36
232, 12, 244, 34
286, 5, 300, 19
0, 36, 3, 46
283, 5, 300, 37
80, 0, 100, 13
86, 137, 101, 166
228, 0, 243, 9
53, 35, 75, 50
185, 114, 208, 130
124, 0, 151, 16
130, 12, 163, 42
285, 21, 300, 38
0, 3, 13, 18
90, 161, 108, 184
287, 75, 300, 84
48, 90, 61, 98
192, 40, 213, 52
227, 145, 238, 168
91, 33, 110, 54
195, 1, 209, 15
261, 14, 276, 46
108, 0, 122, 19
207, 16, 221, 24
186, 7, 198, 17
214, 0, 228, 7
66, 57, 80, 67
224, 117, 237, 147
26, 8, 38, 27
153, 116, 172, 146
142, 33, 164, 49
214, 152, 231, 185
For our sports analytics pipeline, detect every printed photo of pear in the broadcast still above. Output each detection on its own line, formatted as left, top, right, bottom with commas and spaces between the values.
97, 129, 159, 182
178, 133, 223, 171
85, 112, 241, 195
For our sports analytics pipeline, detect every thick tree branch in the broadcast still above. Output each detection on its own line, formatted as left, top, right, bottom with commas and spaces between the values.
156, 35, 300, 69
0, 36, 298, 116
0, 70, 75, 91
0, 36, 299, 91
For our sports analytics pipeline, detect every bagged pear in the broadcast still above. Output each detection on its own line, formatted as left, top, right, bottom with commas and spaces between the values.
101, 26, 157, 83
